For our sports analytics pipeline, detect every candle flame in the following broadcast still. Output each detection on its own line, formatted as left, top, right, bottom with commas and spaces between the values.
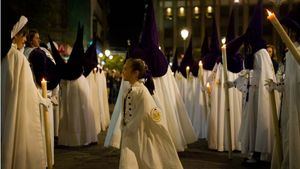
266, 9, 273, 17
221, 37, 226, 45
206, 83, 210, 88
199, 61, 203, 66
42, 78, 46, 82
186, 66, 190, 70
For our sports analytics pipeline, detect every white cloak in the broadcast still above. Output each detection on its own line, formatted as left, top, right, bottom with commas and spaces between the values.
239, 49, 279, 161
119, 82, 183, 169
58, 75, 97, 146
105, 68, 197, 151
280, 43, 300, 169
1, 44, 46, 169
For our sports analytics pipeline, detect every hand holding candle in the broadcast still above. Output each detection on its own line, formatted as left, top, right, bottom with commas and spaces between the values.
41, 78, 53, 169
266, 9, 300, 65
221, 37, 233, 159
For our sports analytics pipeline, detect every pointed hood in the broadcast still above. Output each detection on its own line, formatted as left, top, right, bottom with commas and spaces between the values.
225, 5, 244, 73
171, 48, 180, 73
202, 16, 221, 70
244, 0, 266, 53
201, 29, 210, 58
28, 48, 60, 90
139, 0, 168, 77
83, 37, 98, 77
49, 23, 84, 80
179, 37, 198, 78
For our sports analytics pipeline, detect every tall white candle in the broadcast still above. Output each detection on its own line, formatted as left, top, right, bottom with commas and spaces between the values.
41, 78, 53, 169
221, 38, 233, 159
267, 9, 300, 65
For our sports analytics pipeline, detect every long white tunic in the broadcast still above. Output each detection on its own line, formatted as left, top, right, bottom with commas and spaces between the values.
105, 68, 197, 151
239, 49, 279, 161
58, 75, 97, 146
280, 43, 300, 169
119, 82, 183, 169
1, 44, 46, 169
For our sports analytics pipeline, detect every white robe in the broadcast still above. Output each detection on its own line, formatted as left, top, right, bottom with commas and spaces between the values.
239, 49, 279, 161
1, 44, 46, 169
105, 68, 197, 151
119, 82, 183, 169
96, 70, 110, 130
24, 46, 56, 165
280, 43, 300, 169
86, 71, 102, 138
58, 75, 97, 146
207, 63, 242, 151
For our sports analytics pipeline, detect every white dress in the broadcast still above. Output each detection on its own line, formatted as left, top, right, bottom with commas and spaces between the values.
105, 68, 197, 151
207, 63, 242, 151
96, 70, 110, 130
239, 49, 280, 161
1, 44, 46, 169
280, 43, 300, 169
119, 81, 183, 169
58, 75, 97, 146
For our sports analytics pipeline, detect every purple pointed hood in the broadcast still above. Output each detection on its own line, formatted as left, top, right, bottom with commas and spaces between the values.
139, 0, 168, 77
202, 16, 221, 70
244, 0, 266, 53
225, 5, 244, 73
171, 48, 180, 73
179, 37, 198, 78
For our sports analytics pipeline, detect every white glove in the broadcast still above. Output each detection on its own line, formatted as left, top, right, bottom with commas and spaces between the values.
264, 79, 284, 92
50, 96, 59, 106
224, 81, 235, 89
40, 97, 52, 109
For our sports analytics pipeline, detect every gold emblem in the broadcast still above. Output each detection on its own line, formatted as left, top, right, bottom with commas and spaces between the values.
150, 108, 161, 122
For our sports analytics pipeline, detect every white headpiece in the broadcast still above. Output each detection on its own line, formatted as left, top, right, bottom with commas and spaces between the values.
11, 16, 28, 39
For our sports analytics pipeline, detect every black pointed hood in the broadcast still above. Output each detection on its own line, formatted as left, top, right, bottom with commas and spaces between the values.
83, 37, 98, 77
49, 23, 84, 80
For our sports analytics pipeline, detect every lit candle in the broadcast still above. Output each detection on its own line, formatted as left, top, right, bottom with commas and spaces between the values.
186, 66, 190, 79
198, 61, 203, 81
199, 61, 208, 117
221, 38, 233, 159
41, 78, 47, 98
40, 78, 53, 169
267, 9, 300, 65
206, 82, 211, 94
93, 67, 97, 74
266, 10, 286, 162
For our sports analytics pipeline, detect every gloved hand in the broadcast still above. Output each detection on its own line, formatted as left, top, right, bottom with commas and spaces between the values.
40, 97, 52, 109
264, 79, 284, 92
51, 96, 59, 106
224, 81, 235, 89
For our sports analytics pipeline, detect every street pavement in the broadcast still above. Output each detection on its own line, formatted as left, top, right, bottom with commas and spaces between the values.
54, 132, 270, 169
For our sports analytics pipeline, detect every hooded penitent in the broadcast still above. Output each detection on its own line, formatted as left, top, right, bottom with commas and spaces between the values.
49, 23, 84, 80
225, 5, 244, 73
179, 37, 198, 78
202, 16, 221, 70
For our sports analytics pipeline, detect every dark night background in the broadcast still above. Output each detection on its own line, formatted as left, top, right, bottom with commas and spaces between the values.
1, 0, 148, 56
106, 0, 146, 49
